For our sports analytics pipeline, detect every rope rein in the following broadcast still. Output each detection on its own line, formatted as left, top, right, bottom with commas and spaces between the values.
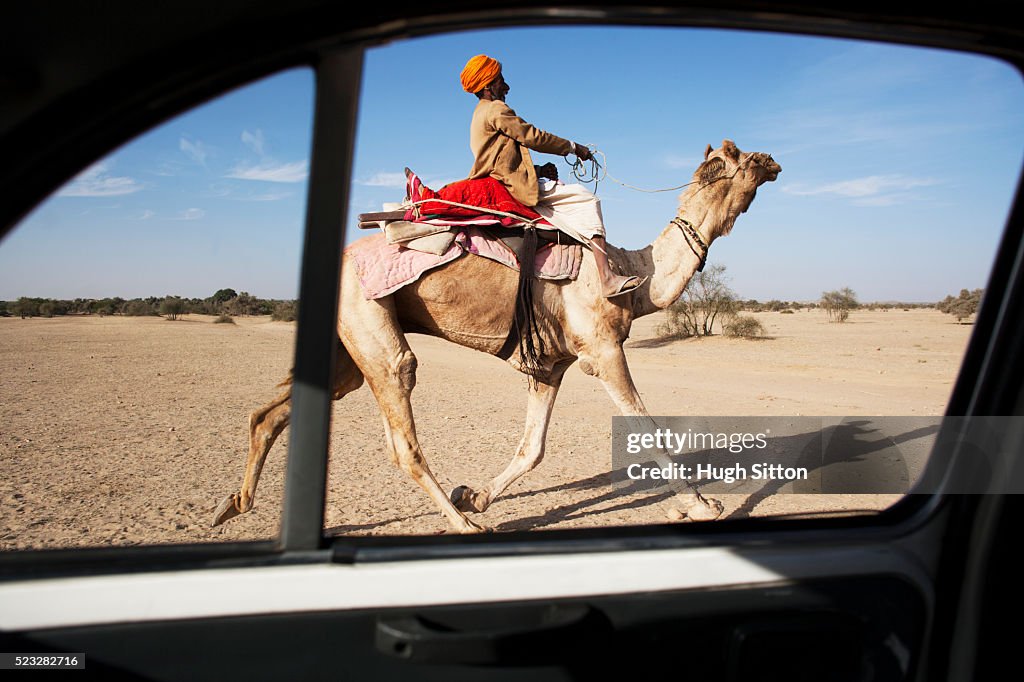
565, 148, 699, 195
564, 146, 754, 196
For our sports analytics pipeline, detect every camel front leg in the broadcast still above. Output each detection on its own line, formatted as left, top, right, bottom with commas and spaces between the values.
362, 354, 488, 535
584, 347, 724, 521
452, 362, 571, 514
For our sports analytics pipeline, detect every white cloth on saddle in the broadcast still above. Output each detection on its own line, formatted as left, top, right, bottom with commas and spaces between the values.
533, 180, 606, 244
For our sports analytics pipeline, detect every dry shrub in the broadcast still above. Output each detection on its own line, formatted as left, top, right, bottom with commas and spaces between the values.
723, 315, 765, 338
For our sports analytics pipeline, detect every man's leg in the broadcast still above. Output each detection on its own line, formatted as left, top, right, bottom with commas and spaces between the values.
591, 235, 643, 298
535, 184, 643, 298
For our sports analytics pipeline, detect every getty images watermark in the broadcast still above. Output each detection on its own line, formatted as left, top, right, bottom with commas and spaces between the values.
611, 416, 1024, 495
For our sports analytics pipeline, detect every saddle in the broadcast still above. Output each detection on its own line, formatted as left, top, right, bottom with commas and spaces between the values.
356, 170, 581, 375
356, 170, 582, 261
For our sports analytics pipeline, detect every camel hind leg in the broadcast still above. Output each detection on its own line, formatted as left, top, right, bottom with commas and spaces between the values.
211, 342, 364, 526
451, 360, 571, 514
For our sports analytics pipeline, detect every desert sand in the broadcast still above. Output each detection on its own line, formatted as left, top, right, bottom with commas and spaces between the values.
0, 308, 971, 550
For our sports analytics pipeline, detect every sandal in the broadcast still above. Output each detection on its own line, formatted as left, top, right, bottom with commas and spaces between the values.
604, 275, 647, 299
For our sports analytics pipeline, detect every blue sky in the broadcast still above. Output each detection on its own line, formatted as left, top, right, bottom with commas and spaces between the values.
2, 26, 1022, 302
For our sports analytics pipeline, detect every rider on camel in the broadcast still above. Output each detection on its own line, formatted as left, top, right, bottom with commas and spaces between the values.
460, 54, 643, 298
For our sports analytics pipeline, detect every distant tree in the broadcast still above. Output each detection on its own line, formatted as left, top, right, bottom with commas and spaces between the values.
159, 296, 187, 320
271, 300, 298, 322
821, 287, 858, 323
658, 263, 738, 338
124, 299, 157, 316
0, 300, 9, 317
937, 288, 983, 323
91, 297, 125, 316
211, 288, 238, 305
13, 297, 40, 318
227, 291, 260, 316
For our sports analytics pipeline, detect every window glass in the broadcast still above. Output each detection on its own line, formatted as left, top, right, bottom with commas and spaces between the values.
0, 68, 314, 550
313, 27, 1024, 535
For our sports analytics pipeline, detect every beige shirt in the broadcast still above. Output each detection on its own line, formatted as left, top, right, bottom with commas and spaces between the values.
467, 99, 574, 207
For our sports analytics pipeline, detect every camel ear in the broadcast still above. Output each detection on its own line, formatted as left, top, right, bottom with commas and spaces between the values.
704, 143, 713, 160
722, 139, 740, 160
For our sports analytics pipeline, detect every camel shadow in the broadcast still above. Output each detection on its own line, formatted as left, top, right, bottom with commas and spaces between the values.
492, 474, 680, 532
497, 418, 940, 528
720, 419, 941, 520
326, 420, 941, 534
324, 511, 438, 535
626, 336, 685, 349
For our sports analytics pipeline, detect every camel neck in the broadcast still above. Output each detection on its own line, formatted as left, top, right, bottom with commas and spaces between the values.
629, 210, 710, 319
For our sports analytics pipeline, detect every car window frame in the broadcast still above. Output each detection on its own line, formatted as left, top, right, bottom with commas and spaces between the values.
0, 5, 1021, 580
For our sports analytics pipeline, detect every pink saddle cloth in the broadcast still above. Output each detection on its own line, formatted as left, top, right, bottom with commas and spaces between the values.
346, 227, 582, 300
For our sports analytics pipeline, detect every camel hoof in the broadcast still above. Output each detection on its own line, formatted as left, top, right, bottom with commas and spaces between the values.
451, 485, 484, 513
457, 519, 492, 534
450, 485, 469, 507
681, 496, 724, 522
211, 493, 242, 527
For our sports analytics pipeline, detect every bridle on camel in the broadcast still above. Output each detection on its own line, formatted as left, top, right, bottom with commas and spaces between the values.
671, 216, 708, 273
565, 147, 771, 273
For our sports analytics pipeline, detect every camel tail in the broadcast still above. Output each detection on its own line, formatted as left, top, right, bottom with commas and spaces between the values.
513, 227, 545, 375
272, 336, 359, 395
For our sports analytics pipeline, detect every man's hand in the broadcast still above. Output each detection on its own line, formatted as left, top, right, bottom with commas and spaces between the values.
536, 162, 558, 181
573, 143, 593, 162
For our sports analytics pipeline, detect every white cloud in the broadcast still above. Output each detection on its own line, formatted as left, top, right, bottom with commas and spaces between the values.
663, 154, 700, 170
139, 210, 155, 220
359, 172, 407, 188
179, 136, 208, 166
58, 162, 143, 197
226, 160, 308, 183
425, 175, 462, 189
236, 190, 293, 202
176, 208, 205, 220
241, 129, 266, 156
783, 174, 939, 204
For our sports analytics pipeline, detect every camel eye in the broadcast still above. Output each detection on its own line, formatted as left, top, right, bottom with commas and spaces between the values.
698, 157, 726, 184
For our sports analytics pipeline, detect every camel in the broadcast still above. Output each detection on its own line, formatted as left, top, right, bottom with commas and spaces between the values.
212, 140, 780, 533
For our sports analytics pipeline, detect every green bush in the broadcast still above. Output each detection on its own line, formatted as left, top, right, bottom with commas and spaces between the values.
214, 313, 235, 324
124, 300, 157, 316
937, 288, 983, 322
13, 297, 41, 318
723, 315, 765, 338
656, 264, 737, 339
271, 301, 298, 322
159, 296, 187, 320
821, 288, 858, 323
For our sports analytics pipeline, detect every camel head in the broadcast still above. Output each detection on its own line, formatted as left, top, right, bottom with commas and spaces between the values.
683, 139, 780, 239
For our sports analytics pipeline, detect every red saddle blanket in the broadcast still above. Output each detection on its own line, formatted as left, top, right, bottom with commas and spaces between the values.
404, 171, 551, 227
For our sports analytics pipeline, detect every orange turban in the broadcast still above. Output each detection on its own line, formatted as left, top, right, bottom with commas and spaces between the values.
460, 54, 501, 94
